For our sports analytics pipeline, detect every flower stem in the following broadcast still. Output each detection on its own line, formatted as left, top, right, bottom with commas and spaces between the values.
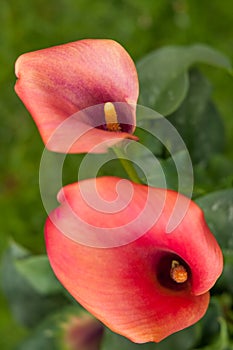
112, 145, 142, 184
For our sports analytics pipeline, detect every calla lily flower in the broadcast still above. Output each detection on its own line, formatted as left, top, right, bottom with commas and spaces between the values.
45, 176, 223, 343
15, 40, 139, 153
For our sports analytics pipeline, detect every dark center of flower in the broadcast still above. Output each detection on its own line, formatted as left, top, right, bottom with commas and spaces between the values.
104, 102, 122, 132
156, 253, 190, 291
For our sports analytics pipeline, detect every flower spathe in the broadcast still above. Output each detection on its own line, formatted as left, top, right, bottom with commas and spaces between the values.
45, 176, 223, 343
15, 40, 139, 153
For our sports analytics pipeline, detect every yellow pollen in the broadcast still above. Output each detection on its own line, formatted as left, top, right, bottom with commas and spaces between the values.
170, 260, 188, 283
104, 102, 121, 132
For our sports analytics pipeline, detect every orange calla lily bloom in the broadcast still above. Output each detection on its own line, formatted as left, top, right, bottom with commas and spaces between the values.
15, 40, 139, 153
45, 176, 223, 343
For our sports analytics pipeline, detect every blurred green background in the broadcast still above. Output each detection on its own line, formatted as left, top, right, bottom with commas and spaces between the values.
0, 0, 232, 348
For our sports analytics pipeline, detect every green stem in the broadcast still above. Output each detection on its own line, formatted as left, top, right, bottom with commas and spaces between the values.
112, 146, 142, 184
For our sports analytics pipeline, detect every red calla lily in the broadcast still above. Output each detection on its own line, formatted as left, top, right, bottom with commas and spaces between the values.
45, 176, 223, 343
15, 39, 139, 153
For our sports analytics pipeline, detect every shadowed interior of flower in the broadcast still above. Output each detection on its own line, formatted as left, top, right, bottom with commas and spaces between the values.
82, 101, 136, 134
156, 253, 190, 291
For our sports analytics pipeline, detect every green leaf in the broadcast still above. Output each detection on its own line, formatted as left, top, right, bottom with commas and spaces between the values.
169, 69, 225, 164
195, 189, 233, 251
1, 242, 69, 328
102, 323, 200, 350
192, 296, 233, 350
218, 261, 233, 294
160, 150, 193, 195
195, 189, 233, 293
193, 318, 232, 350
126, 138, 192, 195
196, 297, 223, 347
193, 154, 233, 197
15, 255, 62, 295
137, 44, 232, 115
16, 323, 57, 350
62, 152, 130, 186
16, 311, 66, 350
0, 292, 28, 350
16, 306, 97, 350
134, 127, 164, 157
